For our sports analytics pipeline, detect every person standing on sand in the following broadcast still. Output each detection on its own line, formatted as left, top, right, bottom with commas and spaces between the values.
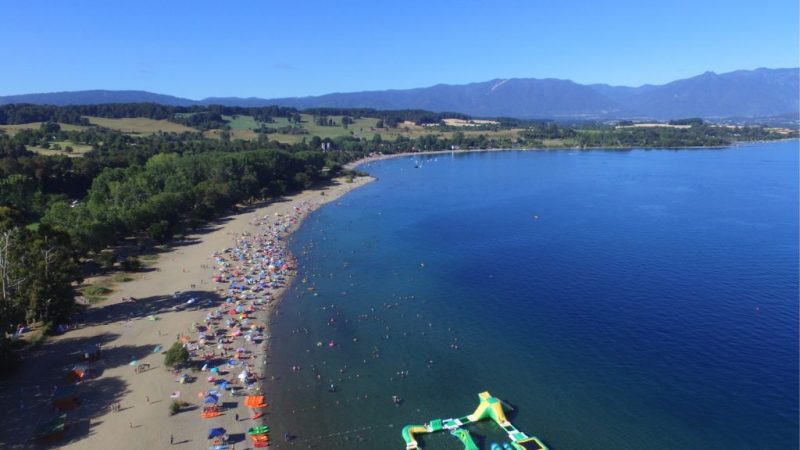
170, 434, 173, 445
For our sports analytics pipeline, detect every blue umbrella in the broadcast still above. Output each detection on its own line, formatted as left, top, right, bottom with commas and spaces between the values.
204, 395, 218, 404
208, 427, 226, 439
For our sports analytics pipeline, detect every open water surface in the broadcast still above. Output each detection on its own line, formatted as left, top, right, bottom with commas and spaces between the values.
264, 141, 798, 450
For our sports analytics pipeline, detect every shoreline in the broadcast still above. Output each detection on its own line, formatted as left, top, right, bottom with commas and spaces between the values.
344, 138, 798, 170
0, 175, 374, 450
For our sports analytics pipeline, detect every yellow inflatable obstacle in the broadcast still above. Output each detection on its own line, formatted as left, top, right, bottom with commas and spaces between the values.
401, 391, 548, 450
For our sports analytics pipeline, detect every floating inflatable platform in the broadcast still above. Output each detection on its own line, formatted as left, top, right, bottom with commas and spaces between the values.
401, 391, 548, 450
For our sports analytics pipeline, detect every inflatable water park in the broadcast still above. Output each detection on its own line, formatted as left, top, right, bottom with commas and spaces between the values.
401, 392, 548, 450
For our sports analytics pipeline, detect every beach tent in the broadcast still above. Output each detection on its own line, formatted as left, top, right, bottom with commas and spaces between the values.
204, 394, 219, 404
208, 427, 226, 439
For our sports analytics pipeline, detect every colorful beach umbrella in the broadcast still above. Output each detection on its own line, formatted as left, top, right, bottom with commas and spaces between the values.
208, 427, 226, 439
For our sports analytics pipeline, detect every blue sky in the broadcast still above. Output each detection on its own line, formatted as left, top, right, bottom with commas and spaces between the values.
1, 0, 797, 98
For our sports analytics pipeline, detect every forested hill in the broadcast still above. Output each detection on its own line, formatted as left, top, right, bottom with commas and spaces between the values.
1, 68, 796, 120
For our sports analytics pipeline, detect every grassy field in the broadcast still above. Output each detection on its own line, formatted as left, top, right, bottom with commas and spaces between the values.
0, 122, 88, 136
27, 140, 94, 157
86, 116, 197, 135
200, 113, 529, 145
203, 128, 261, 141
223, 114, 261, 130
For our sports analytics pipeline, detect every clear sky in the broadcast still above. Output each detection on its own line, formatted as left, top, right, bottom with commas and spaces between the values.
1, 0, 797, 98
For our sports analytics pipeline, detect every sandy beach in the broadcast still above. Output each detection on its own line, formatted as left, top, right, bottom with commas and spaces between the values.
0, 175, 372, 450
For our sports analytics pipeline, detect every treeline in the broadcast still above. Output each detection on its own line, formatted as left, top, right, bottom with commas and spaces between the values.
0, 222, 80, 367
42, 149, 327, 253
0, 103, 474, 128
575, 124, 733, 147
0, 103, 301, 125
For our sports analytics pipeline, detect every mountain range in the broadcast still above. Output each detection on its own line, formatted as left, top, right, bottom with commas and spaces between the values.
1, 68, 796, 120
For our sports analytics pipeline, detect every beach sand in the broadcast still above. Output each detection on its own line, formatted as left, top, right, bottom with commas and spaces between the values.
0, 175, 373, 450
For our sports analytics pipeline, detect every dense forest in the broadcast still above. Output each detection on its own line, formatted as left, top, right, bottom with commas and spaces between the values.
0, 102, 795, 369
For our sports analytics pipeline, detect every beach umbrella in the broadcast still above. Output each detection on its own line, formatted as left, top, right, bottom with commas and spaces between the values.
208, 427, 226, 439
204, 395, 218, 404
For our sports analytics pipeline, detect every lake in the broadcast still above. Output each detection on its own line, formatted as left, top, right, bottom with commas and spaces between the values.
264, 141, 798, 450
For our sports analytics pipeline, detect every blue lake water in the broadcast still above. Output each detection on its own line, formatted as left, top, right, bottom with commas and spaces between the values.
264, 141, 799, 450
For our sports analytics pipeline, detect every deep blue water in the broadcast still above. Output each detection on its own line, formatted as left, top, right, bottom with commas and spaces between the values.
264, 141, 799, 450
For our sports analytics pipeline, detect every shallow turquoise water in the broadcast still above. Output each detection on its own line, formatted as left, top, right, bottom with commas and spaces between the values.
264, 142, 798, 450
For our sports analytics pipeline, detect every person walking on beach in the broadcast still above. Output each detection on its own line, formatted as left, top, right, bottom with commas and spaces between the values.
170, 434, 174, 445
235, 413, 239, 421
